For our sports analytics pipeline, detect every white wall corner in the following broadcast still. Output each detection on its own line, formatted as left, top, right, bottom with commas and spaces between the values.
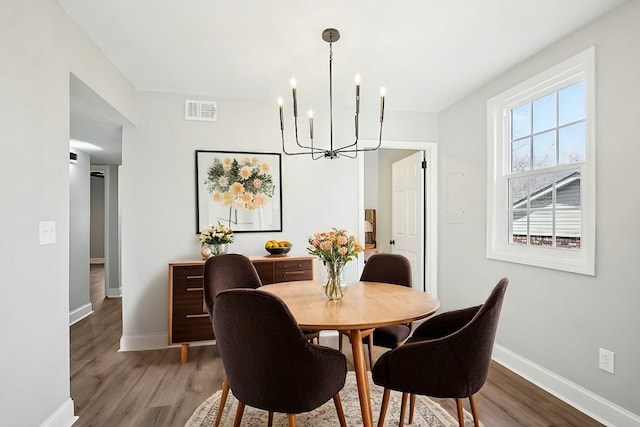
119, 333, 169, 352
38, 398, 78, 427
69, 303, 93, 326
493, 344, 640, 427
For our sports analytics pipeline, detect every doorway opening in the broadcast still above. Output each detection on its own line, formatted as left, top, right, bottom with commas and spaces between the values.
358, 140, 438, 297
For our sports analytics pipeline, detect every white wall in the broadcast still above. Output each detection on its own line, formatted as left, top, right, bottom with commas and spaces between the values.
90, 174, 105, 260
0, 0, 136, 425
69, 150, 91, 322
438, 1, 640, 423
363, 150, 379, 211
105, 164, 120, 296
119, 91, 436, 350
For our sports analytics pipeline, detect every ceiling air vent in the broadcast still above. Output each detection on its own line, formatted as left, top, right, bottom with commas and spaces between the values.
185, 99, 218, 122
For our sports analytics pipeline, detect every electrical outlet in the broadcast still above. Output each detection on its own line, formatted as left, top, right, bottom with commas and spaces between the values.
39, 221, 56, 245
599, 347, 614, 374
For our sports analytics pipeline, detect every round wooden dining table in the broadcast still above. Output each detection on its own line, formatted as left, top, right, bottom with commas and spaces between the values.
262, 280, 440, 427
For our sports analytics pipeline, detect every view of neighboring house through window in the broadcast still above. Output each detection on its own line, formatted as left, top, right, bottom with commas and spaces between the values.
486, 47, 595, 275
509, 81, 585, 249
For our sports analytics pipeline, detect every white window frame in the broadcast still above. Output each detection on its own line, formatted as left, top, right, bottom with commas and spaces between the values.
486, 47, 596, 276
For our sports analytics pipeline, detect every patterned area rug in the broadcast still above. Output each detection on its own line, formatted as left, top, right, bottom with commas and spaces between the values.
185, 372, 477, 426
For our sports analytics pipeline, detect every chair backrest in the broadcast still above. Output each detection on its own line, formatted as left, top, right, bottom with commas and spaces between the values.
375, 278, 508, 398
203, 254, 262, 321
436, 277, 509, 397
445, 277, 509, 395
213, 289, 347, 414
360, 253, 412, 287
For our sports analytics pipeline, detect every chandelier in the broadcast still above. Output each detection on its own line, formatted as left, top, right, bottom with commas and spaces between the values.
278, 28, 385, 159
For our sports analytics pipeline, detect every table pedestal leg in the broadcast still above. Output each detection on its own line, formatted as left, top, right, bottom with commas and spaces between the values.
350, 329, 374, 427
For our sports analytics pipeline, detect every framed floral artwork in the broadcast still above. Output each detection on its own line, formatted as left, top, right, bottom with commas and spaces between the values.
195, 150, 283, 233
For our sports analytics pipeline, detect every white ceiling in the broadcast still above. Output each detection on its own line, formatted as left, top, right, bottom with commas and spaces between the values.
70, 74, 124, 165
61, 0, 626, 162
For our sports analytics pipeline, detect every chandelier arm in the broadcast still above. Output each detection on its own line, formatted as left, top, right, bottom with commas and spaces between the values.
333, 118, 384, 155
281, 130, 326, 157
338, 150, 358, 159
292, 115, 325, 152
279, 27, 384, 160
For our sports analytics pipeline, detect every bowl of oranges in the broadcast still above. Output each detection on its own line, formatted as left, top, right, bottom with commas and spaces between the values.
265, 240, 292, 256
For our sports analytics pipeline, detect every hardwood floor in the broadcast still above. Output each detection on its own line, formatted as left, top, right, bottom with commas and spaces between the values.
70, 265, 603, 426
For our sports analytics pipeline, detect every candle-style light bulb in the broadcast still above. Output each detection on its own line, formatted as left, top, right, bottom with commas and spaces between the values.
308, 110, 314, 139
278, 98, 284, 131
355, 73, 361, 114
290, 78, 298, 117
379, 87, 386, 123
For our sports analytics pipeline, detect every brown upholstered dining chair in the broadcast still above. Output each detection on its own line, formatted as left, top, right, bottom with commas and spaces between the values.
203, 254, 263, 427
339, 253, 413, 368
203, 253, 320, 426
203, 254, 263, 323
371, 278, 509, 427
213, 288, 348, 427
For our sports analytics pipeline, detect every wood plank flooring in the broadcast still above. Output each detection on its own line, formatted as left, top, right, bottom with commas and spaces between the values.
70, 265, 603, 426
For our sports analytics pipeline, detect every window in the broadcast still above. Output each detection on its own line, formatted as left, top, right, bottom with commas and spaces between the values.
486, 47, 595, 275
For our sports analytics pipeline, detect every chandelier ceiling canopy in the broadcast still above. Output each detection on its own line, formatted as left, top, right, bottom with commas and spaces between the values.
278, 28, 385, 160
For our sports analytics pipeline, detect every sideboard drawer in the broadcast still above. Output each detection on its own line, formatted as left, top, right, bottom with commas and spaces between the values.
172, 286, 207, 316
172, 264, 205, 278
275, 259, 313, 282
172, 315, 213, 343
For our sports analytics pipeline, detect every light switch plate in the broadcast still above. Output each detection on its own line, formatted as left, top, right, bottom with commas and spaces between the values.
39, 221, 56, 245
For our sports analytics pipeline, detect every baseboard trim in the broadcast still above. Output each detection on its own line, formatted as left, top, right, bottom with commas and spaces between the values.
39, 398, 77, 427
90, 258, 104, 264
493, 344, 640, 427
105, 287, 122, 298
119, 333, 168, 352
69, 303, 93, 326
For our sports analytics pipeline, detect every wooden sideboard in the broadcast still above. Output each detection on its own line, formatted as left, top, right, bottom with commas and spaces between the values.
168, 255, 315, 363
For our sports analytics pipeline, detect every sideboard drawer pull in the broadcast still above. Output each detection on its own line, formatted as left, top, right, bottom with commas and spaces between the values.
282, 263, 303, 269
186, 287, 204, 292
283, 271, 306, 276
186, 275, 204, 280
185, 314, 209, 319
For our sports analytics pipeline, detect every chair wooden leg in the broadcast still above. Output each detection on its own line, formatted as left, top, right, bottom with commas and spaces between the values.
233, 401, 245, 427
367, 334, 374, 369
287, 413, 297, 427
214, 378, 230, 427
399, 392, 409, 427
268, 411, 274, 426
409, 393, 416, 424
455, 398, 465, 427
377, 388, 391, 427
333, 393, 347, 427
469, 395, 480, 427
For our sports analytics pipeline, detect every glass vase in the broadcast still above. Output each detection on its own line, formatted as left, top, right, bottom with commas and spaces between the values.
324, 261, 346, 300
201, 243, 229, 259
210, 243, 229, 256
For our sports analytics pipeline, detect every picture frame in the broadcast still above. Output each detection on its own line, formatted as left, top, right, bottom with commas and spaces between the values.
195, 150, 283, 233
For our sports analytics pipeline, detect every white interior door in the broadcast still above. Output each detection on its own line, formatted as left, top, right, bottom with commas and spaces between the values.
391, 151, 425, 290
